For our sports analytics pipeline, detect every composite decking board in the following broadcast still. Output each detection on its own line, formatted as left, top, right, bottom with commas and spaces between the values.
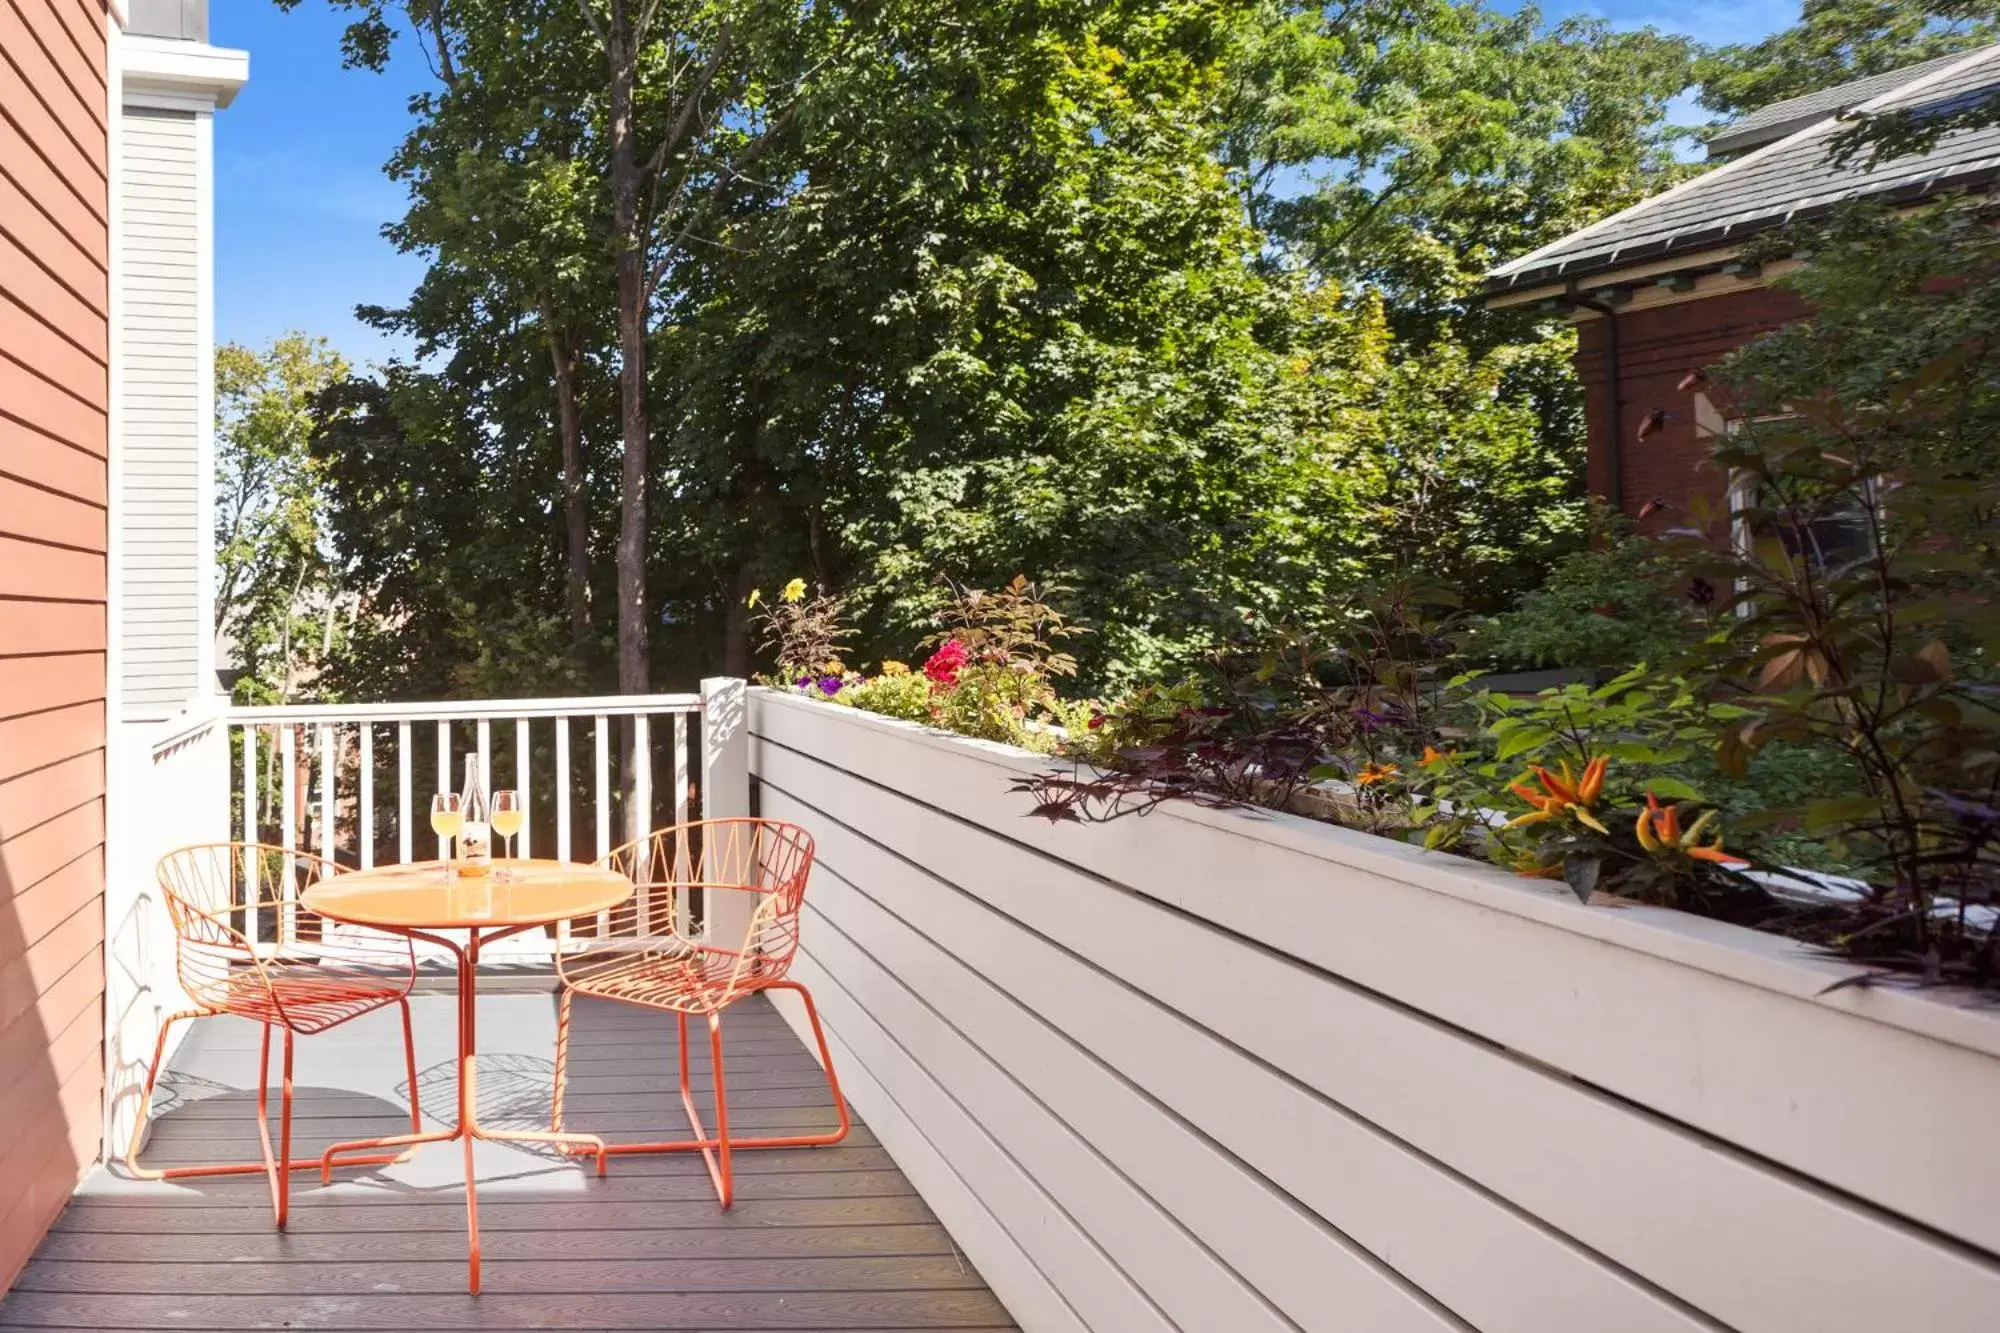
4, 994, 1015, 1332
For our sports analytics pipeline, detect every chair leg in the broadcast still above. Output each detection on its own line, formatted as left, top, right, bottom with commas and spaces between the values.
399, 995, 422, 1136
127, 1010, 344, 1185
319, 998, 443, 1182
552, 987, 574, 1135
576, 987, 846, 1197
778, 980, 852, 1149
254, 1025, 296, 1229
704, 1012, 733, 1208
124, 1008, 207, 1181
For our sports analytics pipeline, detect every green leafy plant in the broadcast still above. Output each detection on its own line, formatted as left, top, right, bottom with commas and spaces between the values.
750, 579, 854, 685
1474, 515, 1696, 672
926, 575, 1083, 680
1662, 205, 2000, 984
837, 661, 933, 723
1015, 577, 1464, 831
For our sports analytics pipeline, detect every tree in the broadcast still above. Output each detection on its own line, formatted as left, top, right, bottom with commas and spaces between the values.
282, 0, 1682, 698
1696, 0, 1998, 120
213, 334, 351, 702
1219, 1, 1699, 338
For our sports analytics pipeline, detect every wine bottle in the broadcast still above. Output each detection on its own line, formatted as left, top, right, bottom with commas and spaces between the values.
457, 754, 493, 876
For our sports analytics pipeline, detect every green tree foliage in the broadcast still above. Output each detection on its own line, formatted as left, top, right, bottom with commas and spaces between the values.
307, 372, 587, 701
279, 0, 1699, 697
1697, 0, 1998, 120
1222, 1, 1699, 335
214, 334, 351, 703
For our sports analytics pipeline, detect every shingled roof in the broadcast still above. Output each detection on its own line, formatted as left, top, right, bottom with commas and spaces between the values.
1485, 44, 2000, 297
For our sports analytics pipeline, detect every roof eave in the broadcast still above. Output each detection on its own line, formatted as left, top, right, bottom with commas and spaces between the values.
1482, 162, 2000, 301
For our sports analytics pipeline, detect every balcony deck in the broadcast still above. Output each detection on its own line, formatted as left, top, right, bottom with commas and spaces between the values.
0, 988, 1015, 1330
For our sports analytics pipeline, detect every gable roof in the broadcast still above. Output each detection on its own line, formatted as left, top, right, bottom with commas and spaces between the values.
1485, 44, 2000, 297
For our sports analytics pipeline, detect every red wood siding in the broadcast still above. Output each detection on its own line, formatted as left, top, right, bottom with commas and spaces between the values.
0, 0, 110, 1294
1574, 286, 1810, 533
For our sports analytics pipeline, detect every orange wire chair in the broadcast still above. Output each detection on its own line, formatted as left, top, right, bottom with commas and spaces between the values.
552, 818, 848, 1205
126, 843, 423, 1227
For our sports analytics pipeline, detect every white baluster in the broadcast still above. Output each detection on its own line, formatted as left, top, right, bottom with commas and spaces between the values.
555, 716, 572, 864
279, 724, 297, 944
594, 714, 610, 935
241, 724, 257, 900
673, 711, 691, 934
633, 713, 652, 934
515, 717, 531, 859
594, 715, 610, 857
436, 720, 451, 859
359, 724, 375, 870
318, 723, 335, 866
397, 720, 412, 864
477, 718, 491, 804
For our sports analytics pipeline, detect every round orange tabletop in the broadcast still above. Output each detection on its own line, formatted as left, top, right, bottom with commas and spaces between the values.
303, 859, 633, 931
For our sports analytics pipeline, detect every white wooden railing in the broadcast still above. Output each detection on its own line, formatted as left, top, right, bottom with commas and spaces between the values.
150, 679, 751, 959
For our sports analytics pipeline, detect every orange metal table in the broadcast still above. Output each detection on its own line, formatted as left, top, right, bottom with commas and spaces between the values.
302, 859, 633, 1294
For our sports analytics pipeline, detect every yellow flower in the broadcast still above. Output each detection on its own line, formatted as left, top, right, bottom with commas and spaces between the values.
822, 658, 846, 676
781, 577, 808, 604
880, 660, 910, 676
1356, 761, 1399, 786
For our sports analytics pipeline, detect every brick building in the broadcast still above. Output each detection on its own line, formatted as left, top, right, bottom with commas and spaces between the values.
1484, 45, 2000, 532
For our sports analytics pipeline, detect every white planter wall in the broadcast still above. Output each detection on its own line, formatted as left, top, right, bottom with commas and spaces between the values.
748, 687, 2000, 1333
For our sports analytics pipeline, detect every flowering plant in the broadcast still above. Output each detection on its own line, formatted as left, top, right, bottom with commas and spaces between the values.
1487, 753, 1776, 919
923, 640, 968, 686
749, 579, 852, 684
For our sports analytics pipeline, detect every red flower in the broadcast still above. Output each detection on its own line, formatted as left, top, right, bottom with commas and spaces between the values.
924, 639, 969, 687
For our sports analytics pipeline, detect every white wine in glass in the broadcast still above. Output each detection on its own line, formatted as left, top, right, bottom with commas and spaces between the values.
431, 792, 462, 880
491, 790, 522, 881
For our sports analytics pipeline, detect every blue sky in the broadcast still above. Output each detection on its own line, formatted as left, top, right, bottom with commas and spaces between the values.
212, 0, 1802, 368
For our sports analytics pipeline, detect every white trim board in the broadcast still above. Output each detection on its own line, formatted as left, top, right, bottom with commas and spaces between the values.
120, 34, 247, 108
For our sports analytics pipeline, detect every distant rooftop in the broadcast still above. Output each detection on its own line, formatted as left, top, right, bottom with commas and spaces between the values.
1704, 50, 1981, 159
1485, 44, 2000, 297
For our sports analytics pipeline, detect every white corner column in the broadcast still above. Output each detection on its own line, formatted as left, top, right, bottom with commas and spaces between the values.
101, 22, 248, 1159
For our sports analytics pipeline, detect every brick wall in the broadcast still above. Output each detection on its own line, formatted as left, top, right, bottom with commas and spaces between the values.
1576, 286, 1809, 533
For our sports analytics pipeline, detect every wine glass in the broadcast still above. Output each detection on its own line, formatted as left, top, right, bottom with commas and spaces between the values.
430, 792, 462, 881
491, 790, 522, 881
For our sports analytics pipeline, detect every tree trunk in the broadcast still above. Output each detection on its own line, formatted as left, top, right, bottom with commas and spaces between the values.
606, 2, 651, 845
544, 317, 592, 651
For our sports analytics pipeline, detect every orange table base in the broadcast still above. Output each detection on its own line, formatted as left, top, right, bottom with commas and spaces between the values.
305, 860, 635, 1295
317, 923, 609, 1294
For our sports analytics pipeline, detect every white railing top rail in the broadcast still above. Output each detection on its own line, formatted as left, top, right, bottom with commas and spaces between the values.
221, 693, 703, 725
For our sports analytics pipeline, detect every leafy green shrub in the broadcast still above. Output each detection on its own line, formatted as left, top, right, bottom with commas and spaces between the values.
1474, 528, 1692, 672
837, 662, 933, 723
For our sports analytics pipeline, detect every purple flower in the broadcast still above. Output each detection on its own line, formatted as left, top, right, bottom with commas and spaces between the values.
818, 676, 843, 697
1351, 707, 1388, 733
795, 675, 814, 690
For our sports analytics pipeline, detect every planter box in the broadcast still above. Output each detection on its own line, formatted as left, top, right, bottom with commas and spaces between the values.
748, 687, 2000, 1333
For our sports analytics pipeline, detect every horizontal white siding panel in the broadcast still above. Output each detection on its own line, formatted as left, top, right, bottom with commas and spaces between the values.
750, 690, 2000, 1333
115, 105, 203, 721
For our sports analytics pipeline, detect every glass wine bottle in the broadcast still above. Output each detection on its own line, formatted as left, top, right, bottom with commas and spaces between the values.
457, 754, 493, 876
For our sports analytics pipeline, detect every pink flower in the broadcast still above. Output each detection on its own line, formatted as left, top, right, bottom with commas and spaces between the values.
924, 639, 968, 687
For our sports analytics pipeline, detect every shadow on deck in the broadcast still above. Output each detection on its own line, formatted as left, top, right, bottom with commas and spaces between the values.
0, 993, 1016, 1330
